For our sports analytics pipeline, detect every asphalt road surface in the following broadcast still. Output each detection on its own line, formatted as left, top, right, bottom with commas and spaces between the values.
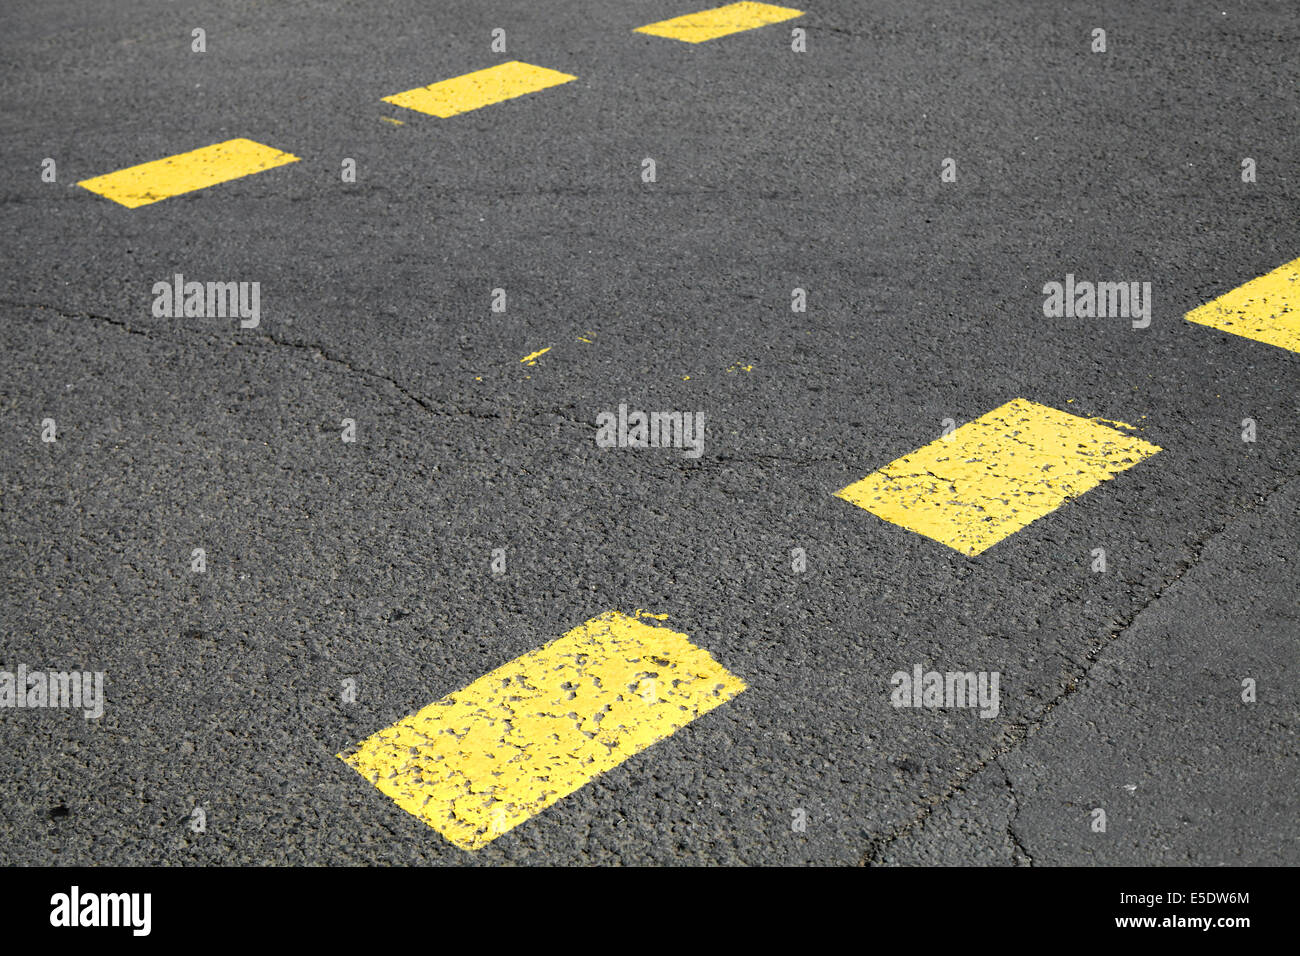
2, 0, 1297, 866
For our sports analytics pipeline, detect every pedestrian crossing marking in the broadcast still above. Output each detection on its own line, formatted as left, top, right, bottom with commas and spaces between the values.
1184, 256, 1300, 354
635, 2, 804, 43
382, 61, 577, 118
339, 610, 745, 850
76, 138, 299, 209
834, 399, 1161, 556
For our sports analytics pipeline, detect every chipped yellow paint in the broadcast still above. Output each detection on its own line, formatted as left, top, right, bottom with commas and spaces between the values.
520, 345, 552, 365
380, 116, 405, 126
1092, 416, 1140, 431
636, 2, 804, 43
1185, 256, 1300, 354
834, 398, 1161, 556
340, 610, 745, 850
727, 363, 754, 373
77, 138, 299, 208
383, 61, 577, 118
634, 609, 670, 620
577, 335, 593, 343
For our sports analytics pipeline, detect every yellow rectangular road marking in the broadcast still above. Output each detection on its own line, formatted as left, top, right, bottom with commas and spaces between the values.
635, 2, 804, 43
76, 138, 299, 209
340, 610, 745, 850
834, 399, 1161, 557
383, 61, 576, 118
1185, 256, 1300, 354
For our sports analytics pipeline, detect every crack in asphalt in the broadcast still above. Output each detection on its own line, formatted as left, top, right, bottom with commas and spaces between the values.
1, 297, 524, 430
996, 755, 1034, 866
3, 297, 867, 472
860, 467, 1300, 866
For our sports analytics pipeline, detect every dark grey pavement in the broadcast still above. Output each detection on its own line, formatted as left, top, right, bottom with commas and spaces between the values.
1, 0, 1297, 865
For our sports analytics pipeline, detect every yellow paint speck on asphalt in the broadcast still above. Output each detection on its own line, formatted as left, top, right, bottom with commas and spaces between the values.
383, 61, 577, 118
834, 398, 1161, 556
340, 610, 745, 850
636, 2, 804, 43
1185, 256, 1300, 354
77, 138, 299, 208
520, 346, 552, 365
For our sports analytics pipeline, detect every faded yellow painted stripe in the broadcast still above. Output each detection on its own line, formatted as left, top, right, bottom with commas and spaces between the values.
636, 2, 804, 43
340, 610, 745, 850
1185, 256, 1300, 354
520, 345, 552, 365
77, 138, 299, 209
383, 61, 576, 118
834, 399, 1161, 556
